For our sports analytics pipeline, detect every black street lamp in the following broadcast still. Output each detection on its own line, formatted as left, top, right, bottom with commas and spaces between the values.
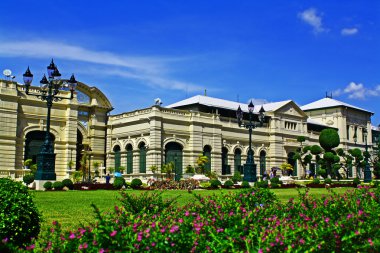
23, 59, 77, 180
363, 128, 372, 183
236, 101, 265, 182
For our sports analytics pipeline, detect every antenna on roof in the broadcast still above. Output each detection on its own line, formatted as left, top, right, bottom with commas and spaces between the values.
325, 92, 333, 99
204, 89, 207, 96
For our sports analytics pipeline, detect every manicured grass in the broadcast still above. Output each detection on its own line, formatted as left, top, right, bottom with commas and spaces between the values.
33, 187, 354, 233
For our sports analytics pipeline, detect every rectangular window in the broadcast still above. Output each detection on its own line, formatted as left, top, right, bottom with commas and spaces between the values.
346, 125, 350, 140
285, 121, 297, 130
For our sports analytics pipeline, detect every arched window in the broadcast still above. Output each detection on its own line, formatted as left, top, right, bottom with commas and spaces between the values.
165, 142, 183, 181
234, 149, 242, 174
114, 145, 121, 170
139, 143, 146, 173
287, 152, 297, 176
25, 131, 55, 164
222, 147, 230, 175
126, 144, 133, 174
260, 150, 266, 176
203, 145, 212, 173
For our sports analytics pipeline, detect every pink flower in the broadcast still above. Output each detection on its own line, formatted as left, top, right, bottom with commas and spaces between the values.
110, 230, 117, 237
151, 222, 156, 228
368, 238, 374, 246
179, 218, 184, 223
324, 218, 330, 223
151, 242, 156, 247
258, 249, 263, 253
299, 238, 305, 244
99, 249, 105, 253
358, 210, 364, 216
69, 233, 75, 239
26, 244, 35, 250
185, 211, 190, 216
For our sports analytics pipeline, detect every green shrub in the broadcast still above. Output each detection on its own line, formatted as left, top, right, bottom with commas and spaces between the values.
270, 177, 281, 185
312, 178, 321, 184
131, 178, 142, 189
317, 168, 326, 178
255, 180, 268, 188
200, 182, 211, 188
224, 180, 234, 188
353, 177, 361, 186
43, 181, 53, 190
231, 172, 242, 183
0, 178, 41, 247
113, 177, 125, 190
210, 179, 222, 189
118, 191, 179, 215
324, 178, 332, 184
241, 180, 251, 188
62, 179, 74, 190
52, 181, 64, 190
23, 174, 35, 186
270, 183, 280, 188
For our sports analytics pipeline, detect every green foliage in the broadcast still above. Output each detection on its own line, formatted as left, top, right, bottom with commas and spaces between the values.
200, 182, 211, 188
196, 154, 209, 174
23, 174, 35, 186
297, 136, 306, 143
108, 167, 115, 174
231, 171, 242, 183
118, 191, 179, 215
255, 180, 269, 188
324, 178, 332, 184
324, 152, 335, 161
113, 177, 125, 190
270, 177, 281, 185
43, 181, 53, 190
353, 177, 361, 186
349, 148, 362, 157
336, 148, 344, 156
118, 166, 125, 173
0, 178, 41, 247
317, 168, 326, 178
303, 146, 311, 153
30, 164, 37, 175
52, 181, 64, 190
333, 155, 340, 163
224, 180, 234, 188
62, 179, 74, 190
150, 165, 159, 173
131, 178, 143, 189
72, 171, 83, 183
310, 145, 323, 155
312, 178, 321, 184
205, 171, 218, 179
93, 161, 100, 168
185, 165, 195, 174
24, 158, 33, 167
319, 128, 340, 151
210, 179, 222, 189
241, 180, 251, 188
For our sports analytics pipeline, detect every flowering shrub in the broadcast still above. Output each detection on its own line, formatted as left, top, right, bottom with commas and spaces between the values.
7, 186, 380, 252
149, 178, 199, 190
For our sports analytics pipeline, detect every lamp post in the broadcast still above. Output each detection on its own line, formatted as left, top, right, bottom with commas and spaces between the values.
363, 128, 372, 182
236, 101, 265, 182
23, 60, 77, 180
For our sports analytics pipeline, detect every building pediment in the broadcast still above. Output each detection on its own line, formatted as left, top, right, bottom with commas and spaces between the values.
273, 101, 307, 119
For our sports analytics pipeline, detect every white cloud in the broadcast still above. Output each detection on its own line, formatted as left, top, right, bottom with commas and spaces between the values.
298, 8, 326, 34
341, 28, 358, 36
0, 40, 203, 92
247, 98, 268, 105
334, 82, 380, 100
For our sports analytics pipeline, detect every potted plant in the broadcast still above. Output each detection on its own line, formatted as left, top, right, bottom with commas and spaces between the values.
108, 167, 115, 175
280, 163, 294, 176
24, 159, 33, 170
67, 160, 74, 170
183, 165, 195, 179
118, 166, 126, 174
150, 165, 158, 174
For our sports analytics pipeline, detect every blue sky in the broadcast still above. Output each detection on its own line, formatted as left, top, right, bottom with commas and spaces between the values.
0, 1, 379, 123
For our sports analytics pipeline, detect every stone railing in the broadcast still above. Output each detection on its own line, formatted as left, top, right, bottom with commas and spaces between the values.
0, 169, 30, 180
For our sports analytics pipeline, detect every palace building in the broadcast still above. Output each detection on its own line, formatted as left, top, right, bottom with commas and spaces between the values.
0, 78, 376, 180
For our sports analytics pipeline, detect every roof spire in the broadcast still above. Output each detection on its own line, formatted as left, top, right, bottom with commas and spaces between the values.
325, 92, 333, 99
204, 89, 207, 96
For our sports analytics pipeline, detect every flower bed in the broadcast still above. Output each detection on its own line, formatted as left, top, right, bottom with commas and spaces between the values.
5, 185, 379, 252
72, 183, 114, 191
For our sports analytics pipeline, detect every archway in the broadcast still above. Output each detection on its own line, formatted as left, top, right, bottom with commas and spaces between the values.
203, 145, 212, 173
25, 131, 55, 164
114, 145, 121, 170
165, 142, 183, 181
139, 142, 146, 173
126, 144, 133, 174
234, 149, 242, 174
222, 147, 230, 175
287, 151, 297, 176
260, 150, 266, 176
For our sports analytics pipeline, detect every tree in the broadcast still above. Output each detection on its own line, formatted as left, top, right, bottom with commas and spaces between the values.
293, 136, 312, 178
196, 154, 209, 174
348, 148, 364, 178
319, 129, 340, 151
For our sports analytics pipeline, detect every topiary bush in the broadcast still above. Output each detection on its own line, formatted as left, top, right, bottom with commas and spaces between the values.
52, 181, 64, 190
43, 181, 53, 190
312, 178, 321, 184
255, 180, 268, 188
324, 178, 332, 184
231, 172, 242, 184
241, 180, 250, 188
131, 178, 142, 189
319, 128, 340, 151
353, 177, 361, 187
23, 174, 35, 186
270, 177, 281, 185
113, 177, 126, 190
210, 179, 222, 189
62, 179, 74, 190
0, 178, 41, 248
224, 180, 234, 188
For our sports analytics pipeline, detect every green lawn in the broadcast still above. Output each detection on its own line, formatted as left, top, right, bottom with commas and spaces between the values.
33, 187, 353, 233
